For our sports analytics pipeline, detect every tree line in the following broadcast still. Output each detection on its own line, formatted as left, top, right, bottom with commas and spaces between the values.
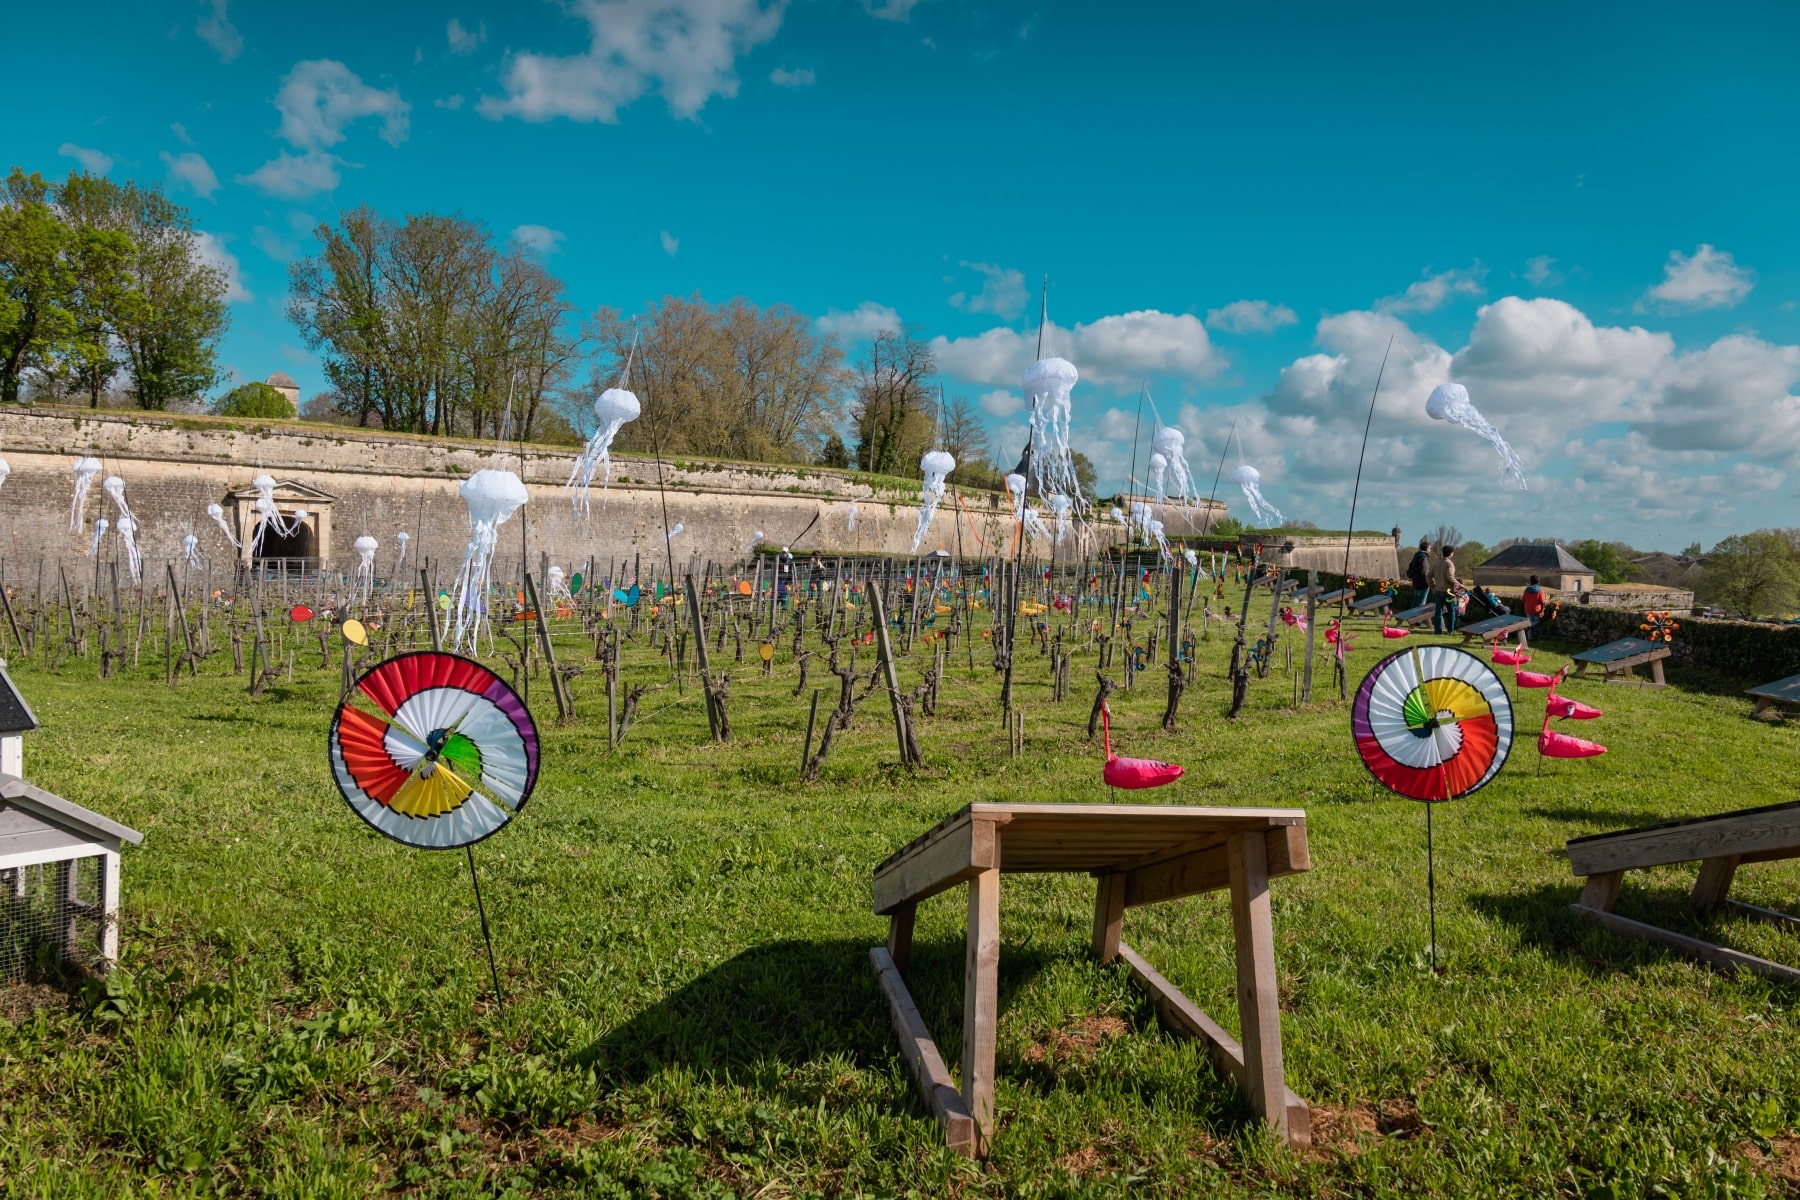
0, 168, 229, 408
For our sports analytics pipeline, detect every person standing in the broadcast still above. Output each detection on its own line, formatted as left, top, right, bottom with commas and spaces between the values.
1405, 537, 1432, 609
1430, 544, 1460, 633
1521, 574, 1545, 620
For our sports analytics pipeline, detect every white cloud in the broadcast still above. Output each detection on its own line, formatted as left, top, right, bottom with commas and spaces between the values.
480, 0, 786, 124
816, 301, 901, 341
863, 0, 920, 18
447, 18, 486, 55
948, 262, 1026, 320
435, 95, 467, 110
511, 224, 566, 256
57, 143, 112, 174
192, 232, 251, 303
933, 309, 1224, 389
273, 59, 411, 149
1633, 334, 1800, 455
769, 66, 815, 87
1380, 265, 1485, 314
978, 389, 1023, 419
1523, 255, 1556, 286
170, 122, 196, 147
237, 149, 342, 198
196, 0, 243, 63
660, 229, 679, 256
1641, 243, 1754, 312
252, 225, 297, 261
1205, 299, 1297, 334
160, 151, 219, 199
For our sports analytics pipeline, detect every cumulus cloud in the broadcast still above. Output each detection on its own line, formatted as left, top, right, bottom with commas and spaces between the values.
1206, 299, 1297, 334
1640, 243, 1754, 311
509, 224, 566, 257
1633, 334, 1800, 455
660, 230, 679, 256
57, 143, 112, 174
933, 310, 1224, 389
273, 60, 411, 149
1523, 255, 1557, 286
238, 149, 342, 199
816, 301, 901, 341
196, 0, 243, 63
864, 0, 920, 18
948, 262, 1027, 320
160, 151, 219, 199
769, 66, 814, 87
447, 18, 486, 55
1379, 265, 1485, 314
192, 232, 251, 303
978, 389, 1023, 419
480, 0, 786, 123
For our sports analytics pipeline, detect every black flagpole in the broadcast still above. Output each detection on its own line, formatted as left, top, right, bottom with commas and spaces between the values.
466, 845, 504, 1005
1426, 802, 1438, 971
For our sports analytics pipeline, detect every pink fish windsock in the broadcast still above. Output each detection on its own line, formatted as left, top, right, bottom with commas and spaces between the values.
1515, 669, 1559, 689
1539, 725, 1606, 758
1547, 694, 1602, 721
1492, 647, 1532, 665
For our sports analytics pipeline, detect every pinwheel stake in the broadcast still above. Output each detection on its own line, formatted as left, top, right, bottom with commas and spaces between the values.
329, 651, 540, 1005
1351, 645, 1514, 969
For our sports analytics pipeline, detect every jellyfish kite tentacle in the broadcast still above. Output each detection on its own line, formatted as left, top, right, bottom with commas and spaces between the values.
87, 517, 109, 558
182, 534, 203, 570
1022, 357, 1085, 515
205, 502, 241, 549
102, 476, 135, 522
1426, 383, 1528, 490
1151, 426, 1198, 506
354, 535, 379, 598
116, 516, 143, 583
1147, 453, 1169, 506
450, 470, 529, 653
1228, 464, 1284, 528
395, 530, 410, 570
70, 457, 101, 532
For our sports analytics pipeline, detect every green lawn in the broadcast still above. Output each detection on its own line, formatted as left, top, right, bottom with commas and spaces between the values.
0, 593, 1796, 1198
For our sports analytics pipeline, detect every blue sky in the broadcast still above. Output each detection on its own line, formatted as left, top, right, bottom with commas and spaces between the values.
8, 0, 1799, 550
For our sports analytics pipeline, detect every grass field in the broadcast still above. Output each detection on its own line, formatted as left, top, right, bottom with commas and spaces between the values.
0, 592, 1797, 1198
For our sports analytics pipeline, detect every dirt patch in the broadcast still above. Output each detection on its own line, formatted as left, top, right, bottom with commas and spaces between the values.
1022, 1014, 1129, 1066
1306, 1099, 1427, 1159
0, 983, 72, 1023
1057, 1145, 1102, 1176
1743, 1134, 1800, 1188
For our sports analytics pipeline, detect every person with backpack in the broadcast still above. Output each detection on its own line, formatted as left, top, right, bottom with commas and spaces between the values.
1430, 544, 1461, 634
1405, 537, 1432, 608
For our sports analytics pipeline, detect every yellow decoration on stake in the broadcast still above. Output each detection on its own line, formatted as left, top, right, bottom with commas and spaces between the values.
759, 643, 774, 662
341, 618, 369, 647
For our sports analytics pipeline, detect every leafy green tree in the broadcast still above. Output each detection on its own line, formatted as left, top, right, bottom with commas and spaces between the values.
1070, 450, 1098, 503
0, 169, 76, 405
816, 432, 850, 468
1457, 540, 1490, 569
215, 381, 294, 418
55, 172, 135, 406
1697, 530, 1800, 616
1568, 539, 1641, 585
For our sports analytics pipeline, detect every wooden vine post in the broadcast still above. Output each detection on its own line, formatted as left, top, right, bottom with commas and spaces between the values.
867, 583, 917, 768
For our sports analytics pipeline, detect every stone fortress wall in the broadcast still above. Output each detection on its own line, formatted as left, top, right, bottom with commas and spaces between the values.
0, 410, 1262, 583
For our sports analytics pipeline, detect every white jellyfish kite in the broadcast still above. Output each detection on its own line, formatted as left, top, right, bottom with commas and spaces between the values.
353, 535, 378, 600
912, 450, 955, 552
102, 475, 134, 522
1146, 452, 1168, 504
1109, 505, 1126, 526
205, 502, 240, 549
116, 516, 142, 583
395, 530, 410, 570
69, 457, 101, 531
0, 457, 11, 491
450, 469, 528, 653
1022, 356, 1084, 508
1229, 464, 1285, 528
87, 517, 108, 558
547, 564, 575, 606
1151, 425, 1197, 506
248, 473, 297, 553
1426, 382, 1528, 489
566, 383, 641, 515
182, 534, 203, 570
1004, 473, 1052, 545
1048, 492, 1073, 548
745, 529, 764, 559
1146, 518, 1172, 561
845, 503, 857, 534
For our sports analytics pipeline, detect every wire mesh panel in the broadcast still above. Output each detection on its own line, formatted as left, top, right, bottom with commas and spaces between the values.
0, 857, 104, 983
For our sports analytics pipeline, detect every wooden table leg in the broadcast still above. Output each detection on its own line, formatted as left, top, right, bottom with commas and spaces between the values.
963, 867, 1000, 1149
1690, 856, 1739, 912
1228, 831, 1288, 1142
887, 902, 916, 973
1651, 657, 1666, 686
1091, 874, 1125, 965
1579, 870, 1624, 912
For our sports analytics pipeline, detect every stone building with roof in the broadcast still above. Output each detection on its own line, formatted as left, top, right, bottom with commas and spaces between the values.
1472, 542, 1596, 592
264, 372, 300, 411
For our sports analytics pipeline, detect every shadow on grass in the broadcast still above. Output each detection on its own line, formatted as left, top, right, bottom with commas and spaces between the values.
1525, 805, 1672, 828
574, 937, 1058, 1089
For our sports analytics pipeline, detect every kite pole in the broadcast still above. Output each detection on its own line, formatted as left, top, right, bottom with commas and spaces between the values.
466, 845, 505, 1005
1341, 338, 1393, 589
1200, 420, 1235, 539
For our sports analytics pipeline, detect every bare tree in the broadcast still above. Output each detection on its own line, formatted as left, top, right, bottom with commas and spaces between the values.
851, 327, 936, 476
938, 393, 990, 482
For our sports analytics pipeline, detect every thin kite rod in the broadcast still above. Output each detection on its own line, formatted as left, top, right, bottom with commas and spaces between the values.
1200, 420, 1235, 539
1341, 337, 1393, 581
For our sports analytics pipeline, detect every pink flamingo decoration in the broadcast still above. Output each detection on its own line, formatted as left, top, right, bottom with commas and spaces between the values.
1381, 616, 1409, 639
1530, 666, 1606, 768
1100, 702, 1184, 790
1491, 645, 1532, 665
1515, 669, 1559, 689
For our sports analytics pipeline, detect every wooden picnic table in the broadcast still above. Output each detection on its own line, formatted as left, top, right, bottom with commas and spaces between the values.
1391, 602, 1435, 628
1571, 637, 1670, 686
1567, 800, 1800, 983
1746, 673, 1800, 719
870, 802, 1312, 1156
1459, 614, 1533, 648
1349, 593, 1394, 615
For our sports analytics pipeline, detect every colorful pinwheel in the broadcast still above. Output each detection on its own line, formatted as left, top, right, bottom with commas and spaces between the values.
330, 651, 539, 849
1352, 645, 1514, 802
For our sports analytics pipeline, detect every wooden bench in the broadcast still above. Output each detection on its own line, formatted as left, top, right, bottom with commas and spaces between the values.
1390, 602, 1435, 628
871, 802, 1312, 1156
1571, 637, 1671, 686
1348, 593, 1394, 616
1746, 674, 1800, 719
1459, 614, 1533, 649
1566, 800, 1800, 983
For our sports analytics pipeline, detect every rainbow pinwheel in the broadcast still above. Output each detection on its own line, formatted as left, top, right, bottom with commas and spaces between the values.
330, 651, 539, 849
1352, 645, 1513, 802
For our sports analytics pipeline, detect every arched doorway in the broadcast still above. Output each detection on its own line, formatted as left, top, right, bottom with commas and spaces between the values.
254, 517, 317, 563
